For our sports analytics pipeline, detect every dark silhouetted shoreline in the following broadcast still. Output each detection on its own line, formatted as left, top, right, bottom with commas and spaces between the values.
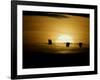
23, 43, 89, 69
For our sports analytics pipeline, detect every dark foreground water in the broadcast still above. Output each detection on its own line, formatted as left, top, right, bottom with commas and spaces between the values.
23, 43, 89, 69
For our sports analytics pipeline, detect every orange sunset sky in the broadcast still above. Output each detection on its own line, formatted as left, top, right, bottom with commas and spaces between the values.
23, 12, 89, 44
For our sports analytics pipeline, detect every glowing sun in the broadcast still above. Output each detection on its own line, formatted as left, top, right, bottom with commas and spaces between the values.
56, 35, 73, 43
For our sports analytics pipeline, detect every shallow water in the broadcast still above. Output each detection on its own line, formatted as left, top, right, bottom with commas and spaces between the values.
23, 43, 89, 54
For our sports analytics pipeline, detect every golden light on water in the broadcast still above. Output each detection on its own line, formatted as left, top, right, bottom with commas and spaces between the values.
56, 34, 73, 43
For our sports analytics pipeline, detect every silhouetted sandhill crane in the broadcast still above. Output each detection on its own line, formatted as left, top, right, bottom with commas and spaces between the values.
66, 42, 70, 47
48, 39, 52, 45
79, 42, 83, 48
